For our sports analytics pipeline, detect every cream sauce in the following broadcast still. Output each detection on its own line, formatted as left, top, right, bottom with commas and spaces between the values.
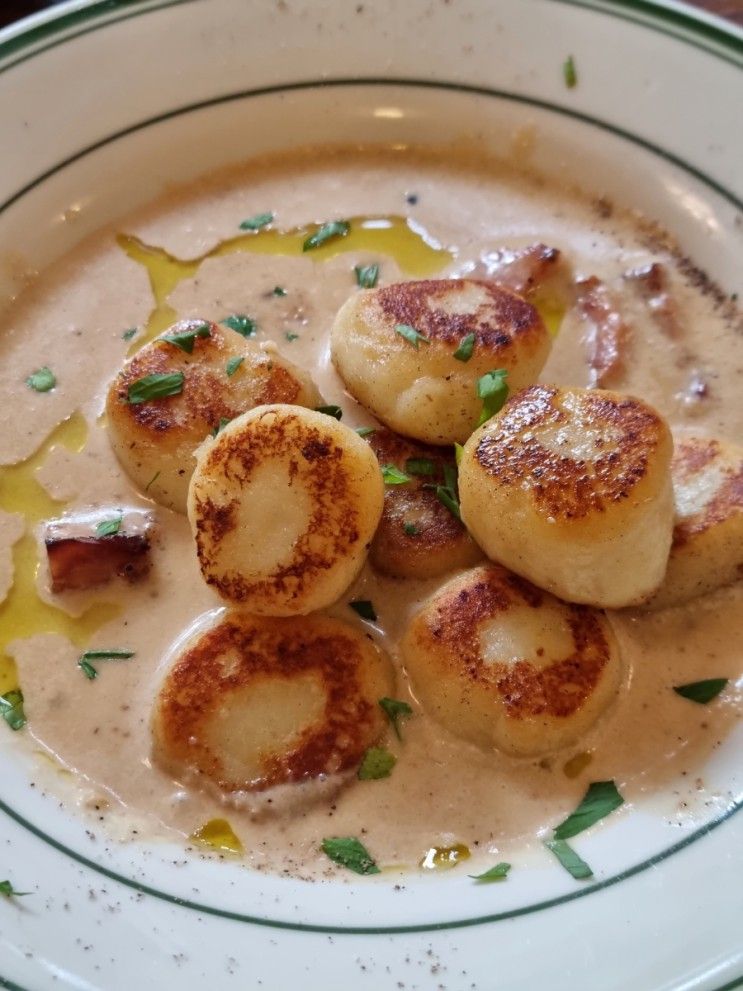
1, 146, 741, 877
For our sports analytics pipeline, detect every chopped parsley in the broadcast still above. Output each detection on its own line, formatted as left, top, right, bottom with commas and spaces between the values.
285, 332, 300, 343
349, 600, 377, 622
0, 690, 26, 731
26, 367, 56, 392
221, 314, 257, 338
476, 368, 509, 426
160, 321, 211, 353
381, 464, 411, 485
355, 426, 376, 437
303, 220, 350, 252
78, 648, 135, 680
403, 522, 419, 537
469, 862, 511, 883
78, 658, 98, 680
144, 470, 161, 492
395, 323, 430, 349
321, 836, 380, 875
358, 746, 396, 780
211, 417, 232, 437
355, 263, 379, 289
430, 462, 461, 521
553, 780, 624, 840
239, 211, 273, 231
272, 286, 287, 296
95, 516, 122, 538
225, 356, 244, 377
126, 372, 184, 404
379, 697, 412, 740
545, 838, 592, 879
453, 332, 476, 362
563, 55, 578, 89
0, 881, 30, 898
315, 404, 343, 420
454, 442, 464, 466
673, 679, 728, 704
405, 457, 436, 477
122, 327, 137, 341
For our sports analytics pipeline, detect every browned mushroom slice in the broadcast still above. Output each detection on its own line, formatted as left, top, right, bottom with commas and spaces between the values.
574, 276, 632, 388
624, 262, 682, 339
44, 509, 153, 592
479, 243, 569, 299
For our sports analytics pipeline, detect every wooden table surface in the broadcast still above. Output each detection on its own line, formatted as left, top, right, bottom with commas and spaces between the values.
0, 0, 742, 29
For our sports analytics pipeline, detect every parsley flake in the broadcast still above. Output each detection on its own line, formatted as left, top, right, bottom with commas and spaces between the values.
272, 286, 287, 296
315, 405, 343, 420
563, 55, 578, 89
221, 314, 257, 337
239, 212, 273, 231
211, 417, 232, 437
95, 516, 122, 538
303, 220, 350, 252
127, 372, 184, 404
476, 368, 509, 426
225, 356, 244, 377
0, 881, 30, 898
453, 332, 476, 362
355, 263, 379, 289
349, 600, 377, 622
358, 746, 396, 780
78, 658, 98, 680
285, 332, 300, 343
395, 323, 430, 349
355, 426, 376, 437
122, 327, 137, 341
26, 367, 56, 392
469, 862, 511, 883
403, 522, 419, 537
430, 462, 461, 521
545, 838, 592, 879
673, 679, 728, 704
160, 321, 211, 353
321, 836, 380, 875
405, 457, 436, 477
144, 470, 161, 492
381, 464, 411, 485
379, 697, 412, 740
0, 690, 26, 731
553, 780, 624, 840
78, 648, 134, 680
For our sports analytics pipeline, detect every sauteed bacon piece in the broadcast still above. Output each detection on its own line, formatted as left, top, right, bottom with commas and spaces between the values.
45, 509, 153, 592
478, 243, 571, 300
624, 262, 682, 339
575, 276, 632, 388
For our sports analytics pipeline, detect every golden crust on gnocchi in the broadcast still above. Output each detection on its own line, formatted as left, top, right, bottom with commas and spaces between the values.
106, 319, 321, 513
152, 613, 394, 794
330, 278, 551, 444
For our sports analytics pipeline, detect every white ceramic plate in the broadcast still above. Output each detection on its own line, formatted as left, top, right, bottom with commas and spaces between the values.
0, 1, 741, 988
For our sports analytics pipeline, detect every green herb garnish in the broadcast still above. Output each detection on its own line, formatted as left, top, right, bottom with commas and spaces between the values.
211, 417, 232, 437
405, 457, 436, 477
454, 442, 464, 466
221, 314, 257, 338
78, 648, 134, 680
395, 323, 430, 349
563, 55, 578, 89
349, 600, 377, 622
144, 470, 161, 492
225, 356, 244, 377
476, 368, 509, 426
0, 881, 30, 898
431, 462, 461, 521
358, 746, 396, 781
355, 263, 379, 289
127, 372, 184, 404
285, 332, 300, 342
321, 836, 380, 875
78, 659, 98, 680
0, 690, 26, 731
239, 211, 273, 231
545, 838, 592, 879
95, 516, 122, 538
403, 522, 419, 537
381, 464, 411, 485
26, 367, 56, 392
315, 405, 343, 420
122, 327, 137, 341
673, 679, 728, 704
379, 697, 412, 740
355, 426, 376, 437
272, 286, 287, 296
453, 332, 476, 362
553, 780, 624, 840
303, 220, 350, 252
160, 321, 211, 353
469, 862, 511, 883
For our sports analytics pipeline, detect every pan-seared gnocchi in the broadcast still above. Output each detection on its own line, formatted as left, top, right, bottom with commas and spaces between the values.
106, 319, 322, 513
401, 563, 622, 757
458, 385, 675, 608
152, 613, 394, 795
331, 278, 551, 444
187, 404, 384, 615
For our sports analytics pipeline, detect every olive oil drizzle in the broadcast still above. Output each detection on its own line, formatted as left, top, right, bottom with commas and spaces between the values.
0, 413, 120, 694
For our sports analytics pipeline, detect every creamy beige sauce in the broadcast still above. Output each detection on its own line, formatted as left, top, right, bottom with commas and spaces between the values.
1, 146, 741, 877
